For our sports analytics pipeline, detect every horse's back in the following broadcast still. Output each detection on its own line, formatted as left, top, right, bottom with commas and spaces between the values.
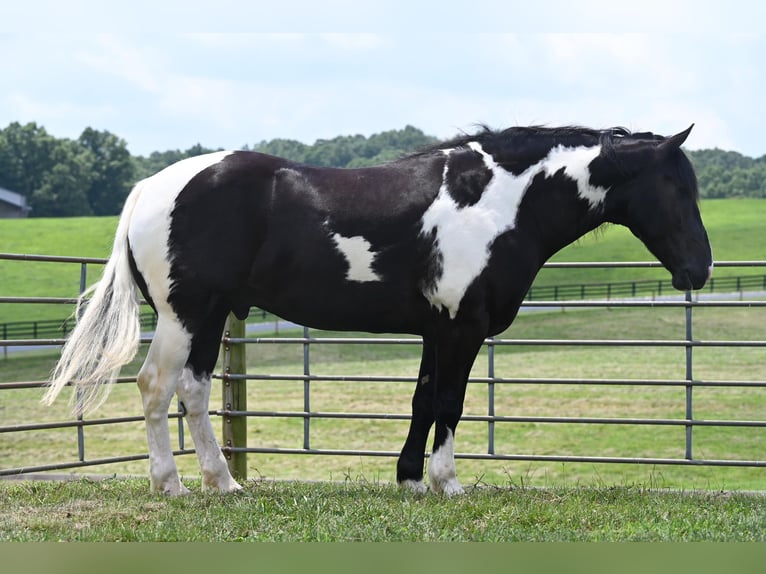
123, 150, 444, 333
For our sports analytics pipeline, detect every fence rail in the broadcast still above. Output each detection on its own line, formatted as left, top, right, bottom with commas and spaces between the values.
526, 273, 766, 300
0, 253, 764, 481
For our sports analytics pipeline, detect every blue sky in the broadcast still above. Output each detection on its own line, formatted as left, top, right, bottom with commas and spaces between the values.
2, 2, 765, 157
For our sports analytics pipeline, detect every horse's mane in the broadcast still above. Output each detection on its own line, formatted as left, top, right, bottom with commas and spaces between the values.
407, 124, 698, 199
412, 124, 663, 157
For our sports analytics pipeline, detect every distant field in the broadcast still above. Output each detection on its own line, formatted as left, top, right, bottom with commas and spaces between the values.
535, 198, 766, 285
1, 199, 765, 325
2, 302, 764, 490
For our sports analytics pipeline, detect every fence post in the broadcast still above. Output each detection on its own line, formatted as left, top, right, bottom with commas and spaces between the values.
684, 290, 694, 460
303, 326, 311, 450
222, 314, 247, 481
487, 337, 495, 455
75, 262, 88, 462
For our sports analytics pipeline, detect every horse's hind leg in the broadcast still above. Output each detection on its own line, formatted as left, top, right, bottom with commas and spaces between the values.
175, 304, 241, 492
137, 315, 192, 495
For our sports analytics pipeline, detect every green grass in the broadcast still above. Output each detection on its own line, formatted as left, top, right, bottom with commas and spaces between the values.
2, 303, 764, 491
1, 199, 765, 324
0, 478, 764, 541
537, 198, 766, 286
0, 200, 764, 506
0, 217, 115, 324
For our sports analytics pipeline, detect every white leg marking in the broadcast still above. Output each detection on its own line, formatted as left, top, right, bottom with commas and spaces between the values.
177, 369, 242, 493
399, 479, 428, 495
428, 429, 464, 496
331, 232, 381, 282
137, 317, 192, 495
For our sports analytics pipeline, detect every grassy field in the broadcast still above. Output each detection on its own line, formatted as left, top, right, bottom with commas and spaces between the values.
1, 201, 764, 543
2, 302, 764, 491
1, 478, 764, 541
1, 198, 765, 324
534, 198, 766, 285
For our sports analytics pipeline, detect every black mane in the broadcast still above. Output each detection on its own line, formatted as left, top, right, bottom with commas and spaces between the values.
416, 124, 668, 155
408, 124, 698, 198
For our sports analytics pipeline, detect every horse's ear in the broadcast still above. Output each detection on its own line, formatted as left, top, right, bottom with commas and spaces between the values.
659, 124, 694, 155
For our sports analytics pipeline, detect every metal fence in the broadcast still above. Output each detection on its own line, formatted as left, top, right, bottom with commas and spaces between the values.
1, 253, 765, 480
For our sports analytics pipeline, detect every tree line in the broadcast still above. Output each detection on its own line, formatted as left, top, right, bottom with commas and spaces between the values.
0, 121, 763, 218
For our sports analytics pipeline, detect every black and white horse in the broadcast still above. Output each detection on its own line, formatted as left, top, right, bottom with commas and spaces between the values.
44, 124, 713, 495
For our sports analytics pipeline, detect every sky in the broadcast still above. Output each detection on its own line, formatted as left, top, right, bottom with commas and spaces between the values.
2, 1, 765, 158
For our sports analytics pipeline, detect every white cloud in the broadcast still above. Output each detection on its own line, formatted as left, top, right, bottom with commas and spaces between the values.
75, 35, 164, 94
0, 30, 764, 157
319, 33, 386, 51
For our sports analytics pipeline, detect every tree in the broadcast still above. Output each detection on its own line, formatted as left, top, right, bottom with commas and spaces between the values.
30, 139, 93, 217
0, 122, 57, 197
688, 148, 766, 199
2, 121, 765, 219
252, 125, 436, 168
132, 143, 220, 182
78, 128, 135, 215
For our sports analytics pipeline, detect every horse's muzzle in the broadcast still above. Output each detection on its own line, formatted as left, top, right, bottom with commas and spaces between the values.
672, 263, 713, 291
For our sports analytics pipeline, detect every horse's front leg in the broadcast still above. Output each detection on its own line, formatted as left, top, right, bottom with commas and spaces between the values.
397, 338, 436, 494
428, 325, 485, 496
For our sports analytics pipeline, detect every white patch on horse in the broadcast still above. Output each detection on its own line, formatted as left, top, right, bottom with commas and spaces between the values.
128, 151, 234, 312
428, 429, 464, 496
541, 144, 607, 208
331, 232, 381, 282
420, 143, 527, 318
421, 142, 605, 318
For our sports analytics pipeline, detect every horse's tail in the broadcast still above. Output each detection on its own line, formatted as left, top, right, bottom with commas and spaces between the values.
43, 181, 146, 415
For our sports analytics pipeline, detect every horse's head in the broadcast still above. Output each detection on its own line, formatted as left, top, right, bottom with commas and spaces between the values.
602, 125, 713, 290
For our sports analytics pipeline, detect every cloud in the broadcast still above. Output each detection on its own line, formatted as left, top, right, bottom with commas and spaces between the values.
75, 35, 164, 94
1, 30, 763, 156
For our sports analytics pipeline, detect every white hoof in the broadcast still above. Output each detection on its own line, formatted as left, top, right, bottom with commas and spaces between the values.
202, 471, 243, 493
399, 479, 428, 495
153, 479, 190, 496
431, 477, 465, 497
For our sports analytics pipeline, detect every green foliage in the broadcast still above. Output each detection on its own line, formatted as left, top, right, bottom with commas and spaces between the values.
2, 120, 765, 218
0, 122, 134, 217
252, 125, 436, 167
131, 143, 221, 182
688, 148, 766, 198
78, 128, 135, 215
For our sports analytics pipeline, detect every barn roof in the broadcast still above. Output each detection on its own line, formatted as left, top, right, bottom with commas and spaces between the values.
0, 187, 31, 217
0, 186, 28, 209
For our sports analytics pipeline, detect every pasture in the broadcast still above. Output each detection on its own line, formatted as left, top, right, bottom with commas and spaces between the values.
1, 478, 764, 541
1, 198, 764, 542
1, 199, 765, 325
2, 302, 764, 490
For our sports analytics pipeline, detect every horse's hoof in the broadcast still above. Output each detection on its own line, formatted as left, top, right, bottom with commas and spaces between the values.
399, 479, 428, 495
431, 478, 465, 497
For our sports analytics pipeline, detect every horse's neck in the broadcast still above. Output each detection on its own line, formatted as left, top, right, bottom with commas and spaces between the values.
524, 189, 607, 266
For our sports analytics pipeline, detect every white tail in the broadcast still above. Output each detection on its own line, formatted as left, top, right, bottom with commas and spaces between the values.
43, 183, 145, 415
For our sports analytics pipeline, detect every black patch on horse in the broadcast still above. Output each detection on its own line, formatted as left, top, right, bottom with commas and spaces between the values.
127, 240, 156, 313
445, 148, 493, 207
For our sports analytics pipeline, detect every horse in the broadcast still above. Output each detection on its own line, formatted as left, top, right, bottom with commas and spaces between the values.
43, 124, 713, 495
